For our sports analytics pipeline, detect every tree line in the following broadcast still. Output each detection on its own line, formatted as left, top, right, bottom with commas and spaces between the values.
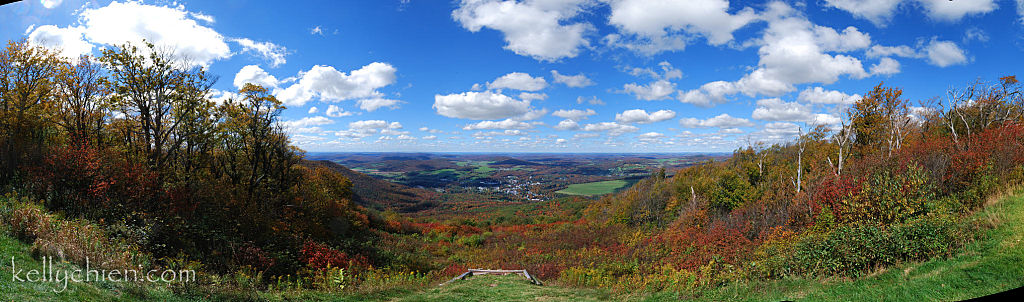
0, 39, 374, 276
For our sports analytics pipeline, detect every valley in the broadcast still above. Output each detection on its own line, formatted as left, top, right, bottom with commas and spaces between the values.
306, 152, 726, 213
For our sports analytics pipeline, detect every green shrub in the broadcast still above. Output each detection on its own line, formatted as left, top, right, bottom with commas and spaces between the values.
617, 264, 697, 292
787, 214, 966, 277
559, 266, 615, 288
455, 232, 491, 247
840, 164, 933, 224
355, 269, 430, 292
710, 172, 756, 211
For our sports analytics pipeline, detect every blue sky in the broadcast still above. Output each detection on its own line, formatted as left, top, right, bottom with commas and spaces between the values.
3, 0, 1024, 153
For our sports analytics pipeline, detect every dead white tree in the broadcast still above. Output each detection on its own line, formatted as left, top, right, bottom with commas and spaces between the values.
941, 82, 979, 150
952, 83, 977, 146
756, 142, 768, 179
827, 118, 852, 176
886, 107, 911, 158
746, 136, 769, 178
795, 127, 805, 193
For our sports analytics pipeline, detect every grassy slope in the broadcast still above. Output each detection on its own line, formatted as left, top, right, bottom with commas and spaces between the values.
391, 275, 616, 302
556, 180, 629, 196
0, 232, 188, 301
648, 188, 1024, 302
387, 188, 1024, 301
1, 189, 1021, 301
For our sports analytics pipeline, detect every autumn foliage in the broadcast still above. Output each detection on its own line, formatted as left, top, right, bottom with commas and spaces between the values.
0, 39, 376, 284
2, 37, 1024, 293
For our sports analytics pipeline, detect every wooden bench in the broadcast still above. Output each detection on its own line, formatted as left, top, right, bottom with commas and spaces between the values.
440, 269, 543, 286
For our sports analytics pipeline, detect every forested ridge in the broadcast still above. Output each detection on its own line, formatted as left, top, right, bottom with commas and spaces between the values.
0, 39, 380, 285
1, 38, 1023, 299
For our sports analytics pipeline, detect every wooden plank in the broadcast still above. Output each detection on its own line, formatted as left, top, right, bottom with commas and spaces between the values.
442, 269, 543, 286
524, 270, 540, 284
439, 271, 473, 286
468, 270, 524, 276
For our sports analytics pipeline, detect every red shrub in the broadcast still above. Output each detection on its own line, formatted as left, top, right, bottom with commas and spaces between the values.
810, 175, 860, 222
232, 242, 276, 272
300, 241, 369, 271
32, 142, 158, 217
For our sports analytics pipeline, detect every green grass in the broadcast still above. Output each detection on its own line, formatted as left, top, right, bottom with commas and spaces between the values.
556, 180, 629, 196
0, 231, 189, 301
392, 274, 616, 302
425, 168, 457, 175
472, 165, 495, 174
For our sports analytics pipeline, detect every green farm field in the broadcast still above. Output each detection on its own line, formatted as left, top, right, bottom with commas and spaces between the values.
556, 180, 629, 196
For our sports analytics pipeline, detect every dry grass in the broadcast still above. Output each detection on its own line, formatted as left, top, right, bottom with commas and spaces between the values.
984, 184, 1023, 207
1, 197, 144, 272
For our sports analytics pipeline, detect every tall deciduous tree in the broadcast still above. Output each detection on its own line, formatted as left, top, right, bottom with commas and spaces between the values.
100, 41, 216, 183
218, 83, 299, 205
850, 83, 906, 158
0, 40, 60, 182
54, 55, 107, 146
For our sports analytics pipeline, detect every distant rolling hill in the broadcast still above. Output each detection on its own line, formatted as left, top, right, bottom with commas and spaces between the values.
303, 160, 439, 213
491, 158, 544, 166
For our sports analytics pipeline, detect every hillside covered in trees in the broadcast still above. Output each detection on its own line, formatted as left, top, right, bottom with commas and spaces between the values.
303, 160, 440, 212
1, 38, 1023, 300
0, 39, 385, 285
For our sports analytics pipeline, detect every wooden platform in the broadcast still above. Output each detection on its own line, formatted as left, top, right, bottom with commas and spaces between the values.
440, 269, 543, 286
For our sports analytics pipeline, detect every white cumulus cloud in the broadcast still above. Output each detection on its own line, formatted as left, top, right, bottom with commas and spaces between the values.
349, 120, 402, 130
27, 1, 234, 65
487, 72, 548, 91
605, 0, 758, 54
276, 62, 397, 106
752, 98, 814, 122
550, 70, 594, 88
553, 119, 580, 130
231, 38, 288, 67
870, 57, 901, 75
357, 98, 403, 111
551, 109, 596, 121
26, 25, 92, 58
79, 1, 232, 66
677, 2, 871, 106
452, 0, 594, 61
752, 98, 842, 125
433, 91, 533, 120
233, 65, 280, 89
622, 80, 675, 101
463, 119, 535, 130
614, 109, 676, 124
797, 87, 862, 105
825, 0, 996, 26
581, 122, 639, 136
679, 113, 754, 128
326, 105, 355, 117
823, 0, 904, 26
917, 0, 997, 22
41, 0, 62, 9
924, 38, 968, 67
637, 132, 665, 142
282, 116, 333, 133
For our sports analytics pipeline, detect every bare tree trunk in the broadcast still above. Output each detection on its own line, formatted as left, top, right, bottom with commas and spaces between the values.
796, 127, 805, 193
